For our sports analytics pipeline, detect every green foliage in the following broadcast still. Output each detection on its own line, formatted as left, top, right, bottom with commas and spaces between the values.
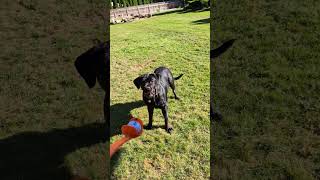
114, 0, 118, 8
184, 0, 209, 10
111, 0, 167, 8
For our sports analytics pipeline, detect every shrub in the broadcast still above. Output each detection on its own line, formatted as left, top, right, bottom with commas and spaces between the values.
184, 0, 209, 10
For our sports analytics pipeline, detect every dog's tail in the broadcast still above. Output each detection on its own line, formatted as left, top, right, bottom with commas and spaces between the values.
174, 74, 183, 80
210, 39, 236, 59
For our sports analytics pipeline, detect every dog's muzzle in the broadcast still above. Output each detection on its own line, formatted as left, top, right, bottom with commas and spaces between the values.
143, 89, 156, 103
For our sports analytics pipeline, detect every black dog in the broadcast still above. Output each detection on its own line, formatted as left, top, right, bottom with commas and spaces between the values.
210, 39, 235, 121
74, 40, 109, 126
134, 67, 183, 133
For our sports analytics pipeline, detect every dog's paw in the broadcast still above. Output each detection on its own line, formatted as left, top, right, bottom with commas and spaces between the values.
166, 126, 173, 134
211, 112, 223, 121
146, 124, 152, 129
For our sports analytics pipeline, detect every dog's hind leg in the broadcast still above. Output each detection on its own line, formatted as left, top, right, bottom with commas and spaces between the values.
172, 87, 180, 100
161, 105, 173, 133
172, 86, 180, 100
168, 78, 180, 100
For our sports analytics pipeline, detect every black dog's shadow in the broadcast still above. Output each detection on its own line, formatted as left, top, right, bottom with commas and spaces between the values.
110, 100, 145, 175
143, 125, 166, 130
110, 100, 170, 134
0, 122, 107, 180
191, 18, 210, 25
110, 100, 145, 137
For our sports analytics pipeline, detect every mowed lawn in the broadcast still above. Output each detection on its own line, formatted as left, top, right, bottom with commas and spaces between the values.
211, 0, 320, 179
1, 1, 107, 179
110, 11, 210, 179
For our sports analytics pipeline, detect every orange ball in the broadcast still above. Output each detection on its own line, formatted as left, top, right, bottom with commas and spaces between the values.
121, 117, 144, 138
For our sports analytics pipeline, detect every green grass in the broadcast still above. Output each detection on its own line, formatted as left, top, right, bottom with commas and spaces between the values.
110, 10, 210, 179
0, 0, 108, 179
211, 0, 320, 179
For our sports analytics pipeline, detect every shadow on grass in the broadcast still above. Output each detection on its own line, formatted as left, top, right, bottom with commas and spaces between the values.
179, 8, 210, 13
0, 122, 107, 180
110, 100, 145, 176
110, 148, 124, 178
110, 100, 145, 138
151, 7, 209, 17
191, 18, 210, 24
152, 9, 184, 17
143, 124, 165, 130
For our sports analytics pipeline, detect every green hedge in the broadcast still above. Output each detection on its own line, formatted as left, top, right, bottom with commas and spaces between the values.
184, 0, 209, 10
111, 0, 163, 9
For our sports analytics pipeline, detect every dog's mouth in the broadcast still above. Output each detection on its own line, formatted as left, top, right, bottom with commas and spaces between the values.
143, 91, 154, 98
143, 90, 156, 103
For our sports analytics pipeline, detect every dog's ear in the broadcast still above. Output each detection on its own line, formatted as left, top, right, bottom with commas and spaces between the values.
75, 54, 96, 88
74, 47, 99, 88
133, 74, 148, 89
75, 41, 109, 89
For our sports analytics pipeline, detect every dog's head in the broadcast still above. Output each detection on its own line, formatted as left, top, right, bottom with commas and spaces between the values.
74, 40, 109, 92
133, 73, 159, 101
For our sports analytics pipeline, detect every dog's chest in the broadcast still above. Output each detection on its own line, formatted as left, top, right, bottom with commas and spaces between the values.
143, 96, 166, 108
154, 96, 166, 108
155, 83, 167, 107
143, 87, 167, 108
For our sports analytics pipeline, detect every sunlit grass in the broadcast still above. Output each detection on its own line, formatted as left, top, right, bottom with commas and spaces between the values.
111, 10, 210, 179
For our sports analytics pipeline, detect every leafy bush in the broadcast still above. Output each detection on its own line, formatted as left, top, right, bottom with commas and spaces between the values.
184, 0, 209, 10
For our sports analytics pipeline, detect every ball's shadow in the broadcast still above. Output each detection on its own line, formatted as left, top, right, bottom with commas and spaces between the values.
110, 100, 145, 137
110, 100, 145, 176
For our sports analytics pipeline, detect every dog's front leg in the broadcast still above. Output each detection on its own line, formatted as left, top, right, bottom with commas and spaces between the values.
147, 105, 154, 129
161, 105, 173, 133
210, 103, 222, 121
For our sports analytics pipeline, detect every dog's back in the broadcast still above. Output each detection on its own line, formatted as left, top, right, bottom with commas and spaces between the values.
154, 66, 170, 76
154, 66, 183, 82
210, 39, 235, 59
